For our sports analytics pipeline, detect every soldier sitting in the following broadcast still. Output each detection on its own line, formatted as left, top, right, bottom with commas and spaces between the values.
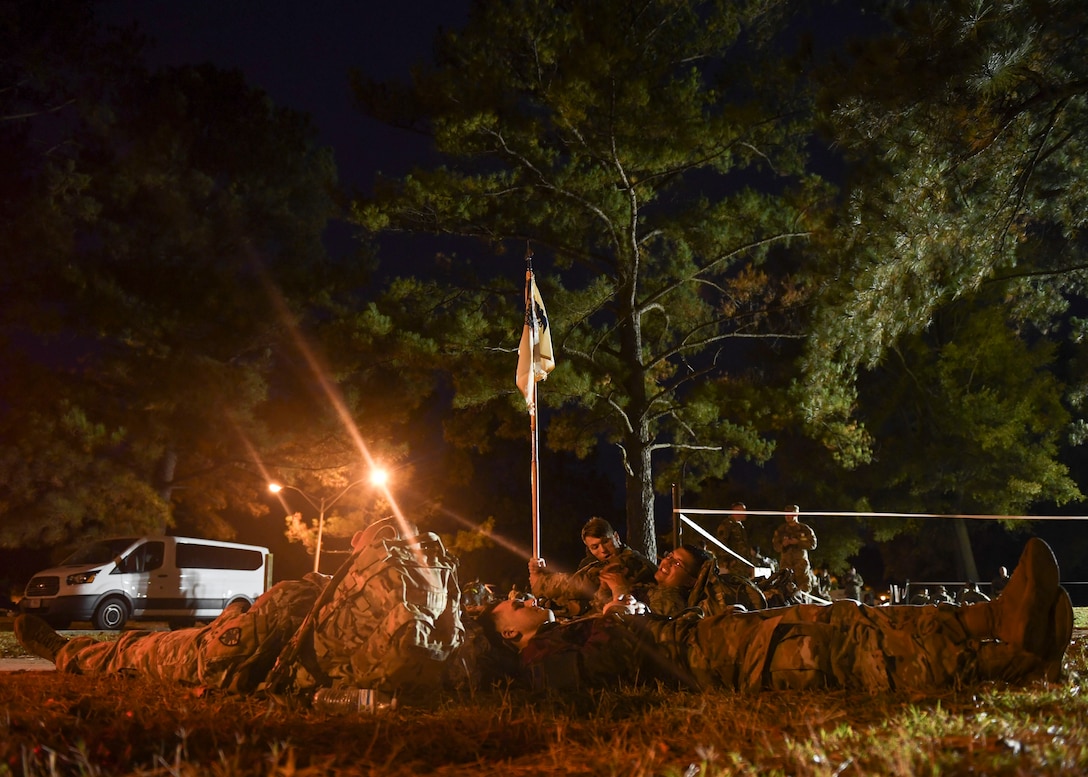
528, 517, 656, 616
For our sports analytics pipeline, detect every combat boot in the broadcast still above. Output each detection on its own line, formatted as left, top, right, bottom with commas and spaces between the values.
959, 538, 1059, 655
1039, 587, 1074, 682
14, 614, 69, 662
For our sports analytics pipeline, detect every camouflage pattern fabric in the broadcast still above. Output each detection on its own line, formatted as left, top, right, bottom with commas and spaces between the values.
687, 561, 767, 614
281, 529, 464, 699
677, 601, 981, 692
640, 581, 689, 615
51, 521, 465, 701
518, 614, 692, 691
514, 600, 1048, 694
52, 575, 325, 692
532, 546, 657, 615
772, 520, 818, 592
759, 568, 803, 608
714, 519, 753, 575
630, 559, 767, 617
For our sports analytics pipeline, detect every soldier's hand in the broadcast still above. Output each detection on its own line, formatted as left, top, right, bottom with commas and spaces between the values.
598, 564, 631, 596
603, 594, 647, 616
529, 557, 546, 574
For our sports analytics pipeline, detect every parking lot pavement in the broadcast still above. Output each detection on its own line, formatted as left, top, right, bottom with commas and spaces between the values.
0, 656, 54, 672
1, 615, 52, 671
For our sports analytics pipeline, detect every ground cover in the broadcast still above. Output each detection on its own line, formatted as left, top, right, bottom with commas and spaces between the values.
1, 621, 1086, 776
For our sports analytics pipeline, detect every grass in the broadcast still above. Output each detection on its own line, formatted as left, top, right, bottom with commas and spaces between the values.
1, 618, 1087, 776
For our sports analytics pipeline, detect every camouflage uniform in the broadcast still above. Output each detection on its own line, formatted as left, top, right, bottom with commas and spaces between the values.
47, 524, 465, 701
628, 558, 766, 617
531, 546, 656, 615
714, 519, 753, 576
516, 599, 1056, 694
842, 569, 864, 601
52, 575, 325, 692
772, 519, 817, 593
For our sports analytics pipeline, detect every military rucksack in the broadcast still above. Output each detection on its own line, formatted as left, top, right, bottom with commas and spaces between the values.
688, 557, 768, 614
266, 518, 464, 701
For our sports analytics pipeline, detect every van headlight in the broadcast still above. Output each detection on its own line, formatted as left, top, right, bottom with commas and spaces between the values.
67, 571, 98, 585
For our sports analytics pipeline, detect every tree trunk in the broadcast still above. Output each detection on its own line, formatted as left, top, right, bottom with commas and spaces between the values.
625, 429, 657, 562
953, 517, 979, 584
617, 255, 658, 560
153, 447, 178, 534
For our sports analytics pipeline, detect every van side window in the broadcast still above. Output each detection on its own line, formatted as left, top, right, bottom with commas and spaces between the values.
142, 542, 165, 571
175, 543, 263, 570
123, 542, 165, 573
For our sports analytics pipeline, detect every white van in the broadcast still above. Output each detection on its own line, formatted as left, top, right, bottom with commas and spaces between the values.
20, 535, 273, 630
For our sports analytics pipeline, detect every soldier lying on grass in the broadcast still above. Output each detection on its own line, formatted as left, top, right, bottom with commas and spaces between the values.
16, 534, 1073, 701
14, 519, 465, 703
480, 538, 1073, 693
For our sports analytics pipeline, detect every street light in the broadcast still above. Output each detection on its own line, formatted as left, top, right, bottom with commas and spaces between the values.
268, 477, 374, 573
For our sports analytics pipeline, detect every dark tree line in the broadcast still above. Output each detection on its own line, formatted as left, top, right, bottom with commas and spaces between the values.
3, 0, 1087, 589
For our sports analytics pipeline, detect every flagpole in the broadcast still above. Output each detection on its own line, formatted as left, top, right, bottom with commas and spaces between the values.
530, 350, 541, 560
525, 250, 542, 561
516, 244, 553, 562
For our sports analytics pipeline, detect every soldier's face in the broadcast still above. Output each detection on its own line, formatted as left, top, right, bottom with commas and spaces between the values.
655, 548, 697, 588
585, 533, 619, 562
492, 598, 555, 644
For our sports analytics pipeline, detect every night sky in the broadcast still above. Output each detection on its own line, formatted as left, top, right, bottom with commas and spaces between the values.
81, 2, 478, 579
95, 1, 471, 197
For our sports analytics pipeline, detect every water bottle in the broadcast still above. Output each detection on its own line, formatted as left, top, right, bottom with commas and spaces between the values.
312, 687, 395, 714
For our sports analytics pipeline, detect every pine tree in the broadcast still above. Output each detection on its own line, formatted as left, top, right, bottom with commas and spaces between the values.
353, 0, 828, 558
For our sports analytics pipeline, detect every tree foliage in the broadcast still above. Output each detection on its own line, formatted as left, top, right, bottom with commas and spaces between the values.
352, 0, 832, 559
785, 0, 1088, 577
853, 301, 1079, 515
0, 2, 365, 549
806, 0, 1088, 445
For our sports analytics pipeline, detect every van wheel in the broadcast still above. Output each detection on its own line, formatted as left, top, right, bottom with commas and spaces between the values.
92, 597, 129, 630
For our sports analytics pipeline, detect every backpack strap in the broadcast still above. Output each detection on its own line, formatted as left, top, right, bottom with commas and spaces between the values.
264, 518, 403, 694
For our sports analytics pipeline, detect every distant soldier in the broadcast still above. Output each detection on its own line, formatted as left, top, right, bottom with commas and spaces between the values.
714, 502, 754, 577
910, 587, 934, 605
992, 566, 1010, 598
772, 505, 817, 593
959, 581, 990, 604
932, 585, 955, 605
841, 567, 864, 601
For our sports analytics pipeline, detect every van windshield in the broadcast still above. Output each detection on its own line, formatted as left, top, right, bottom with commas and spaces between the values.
61, 538, 140, 565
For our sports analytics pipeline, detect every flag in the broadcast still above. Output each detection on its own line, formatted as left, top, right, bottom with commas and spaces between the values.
515, 270, 555, 407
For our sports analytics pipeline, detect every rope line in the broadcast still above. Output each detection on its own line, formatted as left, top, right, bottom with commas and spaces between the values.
675, 509, 1088, 521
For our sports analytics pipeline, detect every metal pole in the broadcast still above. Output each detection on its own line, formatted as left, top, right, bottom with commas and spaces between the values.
524, 251, 542, 561
530, 370, 540, 560
314, 499, 326, 574
671, 482, 681, 549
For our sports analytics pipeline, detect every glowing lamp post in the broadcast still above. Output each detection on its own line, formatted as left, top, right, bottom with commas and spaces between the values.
268, 475, 378, 573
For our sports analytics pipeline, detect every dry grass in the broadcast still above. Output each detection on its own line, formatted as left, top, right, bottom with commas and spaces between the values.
1, 627, 1087, 776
